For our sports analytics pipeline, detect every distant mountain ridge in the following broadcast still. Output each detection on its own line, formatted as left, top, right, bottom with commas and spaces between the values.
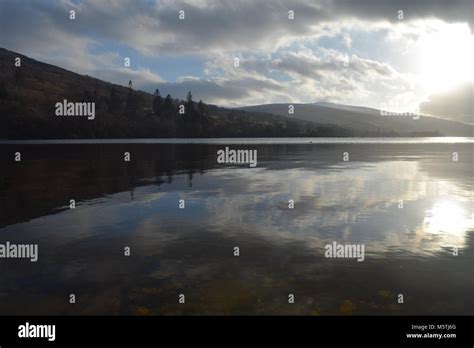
238, 102, 474, 137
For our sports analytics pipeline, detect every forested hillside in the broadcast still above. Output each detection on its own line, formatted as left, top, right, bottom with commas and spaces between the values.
0, 48, 354, 139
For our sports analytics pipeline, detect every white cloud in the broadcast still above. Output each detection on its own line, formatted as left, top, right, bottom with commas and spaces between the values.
0, 0, 472, 111
154, 46, 415, 107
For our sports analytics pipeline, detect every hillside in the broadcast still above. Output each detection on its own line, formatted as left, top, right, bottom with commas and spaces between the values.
1, 47, 471, 139
238, 102, 474, 137
0, 48, 355, 139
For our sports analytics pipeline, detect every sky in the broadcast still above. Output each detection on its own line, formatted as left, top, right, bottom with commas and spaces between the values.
0, 0, 473, 122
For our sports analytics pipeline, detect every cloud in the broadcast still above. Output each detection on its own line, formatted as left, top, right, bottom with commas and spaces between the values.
0, 0, 472, 111
71, 0, 473, 56
332, 0, 474, 31
156, 47, 414, 107
2, 0, 471, 59
420, 83, 474, 124
0, 1, 98, 72
34, 0, 328, 57
153, 75, 288, 106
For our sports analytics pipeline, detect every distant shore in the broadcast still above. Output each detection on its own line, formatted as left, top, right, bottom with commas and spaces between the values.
1, 136, 473, 145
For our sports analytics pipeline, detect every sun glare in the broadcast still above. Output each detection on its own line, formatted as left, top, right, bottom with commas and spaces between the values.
416, 23, 474, 93
423, 200, 473, 237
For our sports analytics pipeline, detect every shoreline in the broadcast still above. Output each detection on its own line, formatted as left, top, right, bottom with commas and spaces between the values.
1, 136, 473, 145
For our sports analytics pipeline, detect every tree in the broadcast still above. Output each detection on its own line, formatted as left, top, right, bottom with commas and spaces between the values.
14, 68, 23, 95
128, 80, 133, 89
14, 68, 23, 84
186, 91, 194, 114
153, 89, 163, 116
108, 87, 123, 114
198, 99, 205, 114
83, 89, 94, 102
125, 89, 139, 116
0, 81, 8, 103
163, 94, 173, 113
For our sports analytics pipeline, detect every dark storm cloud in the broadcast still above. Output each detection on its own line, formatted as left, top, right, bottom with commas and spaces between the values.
71, 0, 474, 55
1, 0, 472, 57
332, 0, 473, 30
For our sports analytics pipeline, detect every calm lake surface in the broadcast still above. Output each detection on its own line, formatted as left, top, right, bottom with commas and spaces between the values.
0, 138, 473, 315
